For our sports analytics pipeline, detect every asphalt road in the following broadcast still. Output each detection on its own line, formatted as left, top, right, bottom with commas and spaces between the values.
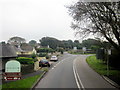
35, 53, 117, 89
35, 53, 78, 88
74, 55, 116, 89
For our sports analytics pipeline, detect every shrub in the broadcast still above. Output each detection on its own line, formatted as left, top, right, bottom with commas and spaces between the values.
37, 48, 54, 53
38, 53, 47, 57
45, 55, 49, 59
33, 59, 38, 62
61, 51, 63, 54
96, 49, 105, 60
16, 57, 34, 64
31, 53, 37, 59
109, 49, 120, 69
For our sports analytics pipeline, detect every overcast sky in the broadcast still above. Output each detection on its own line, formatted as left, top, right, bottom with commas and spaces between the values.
0, 0, 80, 42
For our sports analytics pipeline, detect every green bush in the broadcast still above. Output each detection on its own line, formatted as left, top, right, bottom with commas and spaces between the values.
45, 55, 49, 59
38, 53, 47, 57
61, 51, 63, 54
33, 59, 38, 62
96, 49, 105, 60
31, 53, 37, 59
16, 57, 34, 64
37, 48, 54, 53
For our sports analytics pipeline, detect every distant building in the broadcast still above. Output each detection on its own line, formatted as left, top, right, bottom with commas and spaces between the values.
73, 47, 77, 51
16, 43, 37, 56
82, 47, 86, 52
8, 41, 20, 48
48, 45, 50, 48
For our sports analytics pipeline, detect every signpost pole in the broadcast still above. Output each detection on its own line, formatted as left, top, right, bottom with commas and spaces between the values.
107, 54, 109, 76
107, 49, 111, 76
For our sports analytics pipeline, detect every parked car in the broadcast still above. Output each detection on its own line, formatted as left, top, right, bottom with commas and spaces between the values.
39, 59, 50, 67
50, 56, 58, 61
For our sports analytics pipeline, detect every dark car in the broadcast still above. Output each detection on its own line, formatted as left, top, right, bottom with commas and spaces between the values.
39, 59, 50, 67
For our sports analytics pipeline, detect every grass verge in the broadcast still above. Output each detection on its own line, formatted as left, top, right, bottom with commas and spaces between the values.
86, 55, 120, 85
1, 73, 43, 89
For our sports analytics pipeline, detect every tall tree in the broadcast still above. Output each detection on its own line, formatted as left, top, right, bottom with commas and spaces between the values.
8, 36, 26, 45
68, 1, 120, 53
40, 37, 61, 49
82, 38, 102, 49
62, 40, 73, 49
29, 40, 37, 47
74, 40, 79, 44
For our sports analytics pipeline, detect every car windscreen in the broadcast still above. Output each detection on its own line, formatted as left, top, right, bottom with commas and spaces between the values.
52, 56, 56, 58
42, 60, 48, 62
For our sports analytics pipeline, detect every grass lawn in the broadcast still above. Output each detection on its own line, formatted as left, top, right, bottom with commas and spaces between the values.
1, 73, 43, 89
86, 55, 120, 85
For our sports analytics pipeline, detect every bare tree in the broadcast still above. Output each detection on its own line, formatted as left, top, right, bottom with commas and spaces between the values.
68, 1, 120, 53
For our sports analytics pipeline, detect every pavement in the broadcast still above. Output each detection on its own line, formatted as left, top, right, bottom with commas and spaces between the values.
21, 69, 44, 79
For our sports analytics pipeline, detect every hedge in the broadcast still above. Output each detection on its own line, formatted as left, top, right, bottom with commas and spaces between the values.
37, 48, 55, 53
16, 57, 35, 64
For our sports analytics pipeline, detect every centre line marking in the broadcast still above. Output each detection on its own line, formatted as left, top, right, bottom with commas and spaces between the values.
73, 58, 85, 90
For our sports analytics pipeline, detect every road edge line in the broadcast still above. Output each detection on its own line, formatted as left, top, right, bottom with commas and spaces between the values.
86, 56, 120, 89
102, 75, 120, 89
31, 71, 47, 89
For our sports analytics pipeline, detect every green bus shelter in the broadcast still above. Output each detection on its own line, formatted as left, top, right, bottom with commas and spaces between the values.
5, 60, 21, 73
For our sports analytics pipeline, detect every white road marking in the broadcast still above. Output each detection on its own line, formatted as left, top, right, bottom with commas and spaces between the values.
73, 58, 85, 90
50, 57, 70, 71
73, 61, 81, 89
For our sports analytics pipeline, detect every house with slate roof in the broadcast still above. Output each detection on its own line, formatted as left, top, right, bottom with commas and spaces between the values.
0, 43, 18, 71
16, 43, 37, 56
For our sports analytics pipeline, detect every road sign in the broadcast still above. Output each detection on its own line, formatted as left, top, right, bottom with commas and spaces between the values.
108, 49, 111, 55
82, 47, 86, 52
73, 47, 77, 50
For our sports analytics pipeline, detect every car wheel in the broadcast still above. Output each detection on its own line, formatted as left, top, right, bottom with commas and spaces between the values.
48, 64, 50, 67
39, 64, 42, 67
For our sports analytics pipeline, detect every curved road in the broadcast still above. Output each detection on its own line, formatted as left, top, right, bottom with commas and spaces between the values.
34, 53, 117, 89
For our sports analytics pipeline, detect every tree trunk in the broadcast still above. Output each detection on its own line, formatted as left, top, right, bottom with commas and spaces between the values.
104, 34, 120, 54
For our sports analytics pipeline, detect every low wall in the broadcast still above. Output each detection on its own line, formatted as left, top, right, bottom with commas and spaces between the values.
34, 61, 40, 71
21, 64, 34, 75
